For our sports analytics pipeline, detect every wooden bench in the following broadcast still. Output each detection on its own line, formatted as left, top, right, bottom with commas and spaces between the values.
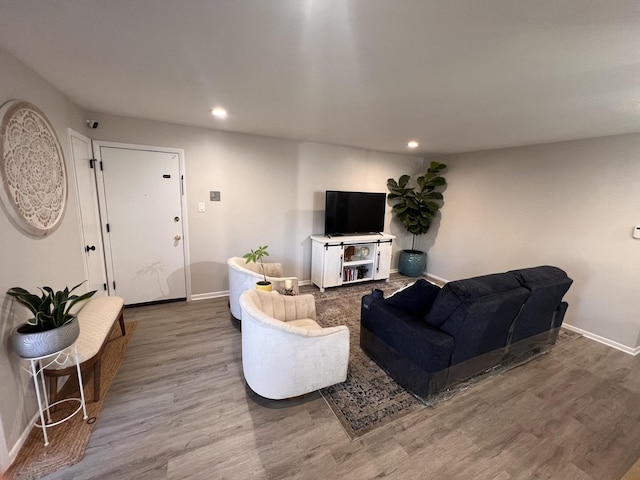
45, 296, 126, 403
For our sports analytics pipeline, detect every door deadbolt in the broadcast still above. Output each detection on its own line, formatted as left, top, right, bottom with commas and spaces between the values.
85, 245, 96, 252
175, 235, 182, 241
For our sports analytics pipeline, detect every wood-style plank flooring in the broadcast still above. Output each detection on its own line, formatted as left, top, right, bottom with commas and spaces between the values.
41, 290, 640, 480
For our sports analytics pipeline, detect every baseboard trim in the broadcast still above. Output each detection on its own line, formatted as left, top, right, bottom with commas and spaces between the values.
190, 280, 314, 301
425, 272, 448, 284
562, 323, 639, 356
8, 411, 38, 470
191, 291, 229, 301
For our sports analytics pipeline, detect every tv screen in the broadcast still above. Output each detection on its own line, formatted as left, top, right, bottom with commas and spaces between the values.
324, 191, 386, 236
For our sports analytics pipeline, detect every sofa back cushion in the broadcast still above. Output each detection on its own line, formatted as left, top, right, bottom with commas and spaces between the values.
424, 273, 521, 327
508, 266, 573, 342
424, 272, 530, 365
384, 279, 441, 317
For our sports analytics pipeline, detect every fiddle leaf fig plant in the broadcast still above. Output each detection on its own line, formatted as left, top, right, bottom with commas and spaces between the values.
243, 245, 270, 283
6, 281, 97, 332
387, 161, 447, 250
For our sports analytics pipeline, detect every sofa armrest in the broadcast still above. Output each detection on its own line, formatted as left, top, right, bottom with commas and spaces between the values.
362, 289, 384, 312
552, 301, 569, 329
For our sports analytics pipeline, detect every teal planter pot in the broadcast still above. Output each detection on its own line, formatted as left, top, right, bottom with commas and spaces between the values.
398, 250, 426, 277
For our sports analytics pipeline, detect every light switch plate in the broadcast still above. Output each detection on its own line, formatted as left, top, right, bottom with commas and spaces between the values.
210, 191, 221, 201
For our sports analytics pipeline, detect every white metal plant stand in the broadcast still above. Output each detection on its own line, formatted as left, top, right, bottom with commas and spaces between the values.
24, 344, 88, 446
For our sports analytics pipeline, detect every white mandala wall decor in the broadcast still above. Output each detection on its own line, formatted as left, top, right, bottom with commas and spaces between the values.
0, 100, 67, 237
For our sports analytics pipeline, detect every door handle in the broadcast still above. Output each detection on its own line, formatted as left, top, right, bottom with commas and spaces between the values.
174, 235, 182, 241
85, 245, 96, 252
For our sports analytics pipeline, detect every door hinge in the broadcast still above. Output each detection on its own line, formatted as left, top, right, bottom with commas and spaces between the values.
106, 223, 110, 233
103, 283, 108, 291
89, 159, 96, 169
113, 281, 116, 290
100, 161, 104, 171
181, 175, 184, 196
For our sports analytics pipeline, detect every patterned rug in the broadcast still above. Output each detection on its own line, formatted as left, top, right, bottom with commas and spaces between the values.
6, 322, 136, 480
311, 276, 580, 439
312, 276, 432, 439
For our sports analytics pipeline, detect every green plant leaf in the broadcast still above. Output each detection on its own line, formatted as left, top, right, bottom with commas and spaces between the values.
7, 281, 96, 330
244, 245, 270, 282
398, 175, 410, 187
387, 163, 447, 240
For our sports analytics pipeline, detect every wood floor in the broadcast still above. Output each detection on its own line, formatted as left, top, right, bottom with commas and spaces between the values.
41, 291, 640, 480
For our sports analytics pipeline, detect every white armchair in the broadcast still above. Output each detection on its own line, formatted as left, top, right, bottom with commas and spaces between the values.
227, 256, 297, 320
239, 289, 350, 400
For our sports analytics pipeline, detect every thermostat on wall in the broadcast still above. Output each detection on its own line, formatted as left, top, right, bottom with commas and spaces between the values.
633, 226, 640, 239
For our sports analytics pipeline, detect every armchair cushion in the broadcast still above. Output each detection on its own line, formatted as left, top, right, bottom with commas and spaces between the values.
247, 288, 316, 322
239, 260, 284, 277
287, 318, 323, 332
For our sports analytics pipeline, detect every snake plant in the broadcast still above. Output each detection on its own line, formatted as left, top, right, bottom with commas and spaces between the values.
7, 281, 97, 331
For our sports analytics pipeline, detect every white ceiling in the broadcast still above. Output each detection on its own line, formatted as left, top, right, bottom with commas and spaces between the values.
1, 0, 640, 155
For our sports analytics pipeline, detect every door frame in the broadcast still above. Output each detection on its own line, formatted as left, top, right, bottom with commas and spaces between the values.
92, 140, 192, 302
67, 129, 109, 295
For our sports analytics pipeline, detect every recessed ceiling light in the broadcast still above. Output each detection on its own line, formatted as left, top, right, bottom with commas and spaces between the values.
211, 107, 228, 119
407, 140, 419, 149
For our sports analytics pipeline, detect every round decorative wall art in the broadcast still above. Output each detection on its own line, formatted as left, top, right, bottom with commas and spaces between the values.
0, 100, 67, 236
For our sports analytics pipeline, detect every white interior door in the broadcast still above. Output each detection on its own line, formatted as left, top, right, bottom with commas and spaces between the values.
68, 130, 108, 296
95, 144, 188, 305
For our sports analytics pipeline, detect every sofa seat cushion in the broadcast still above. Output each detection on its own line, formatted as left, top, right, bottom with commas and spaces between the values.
384, 279, 441, 317
363, 300, 454, 373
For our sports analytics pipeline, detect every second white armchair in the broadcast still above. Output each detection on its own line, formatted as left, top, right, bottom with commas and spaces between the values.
227, 256, 297, 320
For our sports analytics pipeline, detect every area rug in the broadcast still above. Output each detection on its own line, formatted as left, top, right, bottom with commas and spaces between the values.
313, 277, 431, 439
6, 322, 137, 480
622, 456, 640, 480
312, 277, 581, 439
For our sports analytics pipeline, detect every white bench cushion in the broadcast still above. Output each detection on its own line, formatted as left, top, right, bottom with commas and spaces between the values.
48, 296, 124, 368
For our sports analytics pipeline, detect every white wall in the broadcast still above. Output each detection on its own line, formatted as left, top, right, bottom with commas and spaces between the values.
86, 112, 424, 295
424, 135, 640, 351
0, 46, 88, 469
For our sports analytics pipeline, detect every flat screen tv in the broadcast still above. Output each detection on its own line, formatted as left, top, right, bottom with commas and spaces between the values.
324, 190, 386, 236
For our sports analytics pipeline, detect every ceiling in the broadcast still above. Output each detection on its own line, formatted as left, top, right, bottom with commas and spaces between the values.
1, 1, 639, 156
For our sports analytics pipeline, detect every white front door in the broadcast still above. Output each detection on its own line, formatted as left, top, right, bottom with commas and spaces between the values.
95, 143, 188, 305
68, 130, 108, 296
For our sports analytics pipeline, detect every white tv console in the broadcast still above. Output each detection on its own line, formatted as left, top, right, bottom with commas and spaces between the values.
310, 234, 395, 292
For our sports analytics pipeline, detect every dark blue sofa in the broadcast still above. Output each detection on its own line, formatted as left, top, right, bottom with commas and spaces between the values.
360, 266, 573, 399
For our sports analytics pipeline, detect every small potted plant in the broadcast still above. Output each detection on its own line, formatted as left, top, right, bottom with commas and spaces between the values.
243, 245, 273, 291
7, 282, 97, 358
387, 161, 447, 277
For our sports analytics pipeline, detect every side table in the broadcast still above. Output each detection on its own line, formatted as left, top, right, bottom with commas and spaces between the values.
26, 344, 88, 446
273, 277, 299, 296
